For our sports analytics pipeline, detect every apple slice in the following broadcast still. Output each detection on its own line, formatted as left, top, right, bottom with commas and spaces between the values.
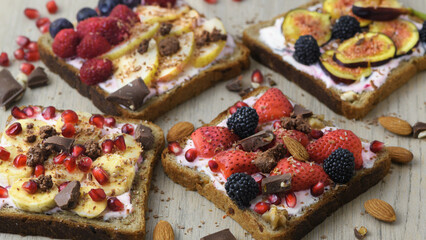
169, 10, 200, 36
334, 32, 396, 68
136, 5, 190, 24
102, 22, 160, 60
323, 0, 371, 27
352, 0, 407, 21
369, 19, 419, 56
156, 31, 195, 82
113, 38, 159, 87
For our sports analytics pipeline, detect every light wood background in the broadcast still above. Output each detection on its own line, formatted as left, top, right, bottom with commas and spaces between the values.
0, 0, 424, 239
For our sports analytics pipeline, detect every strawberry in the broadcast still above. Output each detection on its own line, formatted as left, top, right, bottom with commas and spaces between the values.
253, 88, 293, 123
80, 58, 113, 85
191, 126, 239, 158
214, 150, 258, 179
306, 129, 363, 169
271, 157, 329, 191
76, 17, 129, 45
77, 34, 111, 59
273, 128, 309, 147
52, 29, 80, 58
109, 4, 139, 25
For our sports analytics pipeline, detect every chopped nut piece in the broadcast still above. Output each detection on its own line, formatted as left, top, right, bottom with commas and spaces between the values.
340, 91, 359, 102
262, 205, 288, 229
354, 226, 367, 239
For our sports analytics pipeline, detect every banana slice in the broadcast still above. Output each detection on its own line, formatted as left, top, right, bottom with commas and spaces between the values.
9, 178, 58, 212
0, 146, 32, 186
1, 119, 49, 152
44, 156, 86, 185
136, 5, 190, 23
73, 186, 107, 219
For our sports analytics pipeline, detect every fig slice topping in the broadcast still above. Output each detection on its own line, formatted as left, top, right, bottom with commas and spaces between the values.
352, 0, 407, 21
323, 0, 371, 27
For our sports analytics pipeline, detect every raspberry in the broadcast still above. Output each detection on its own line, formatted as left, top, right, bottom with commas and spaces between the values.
52, 29, 80, 58
77, 34, 111, 59
109, 4, 139, 25
80, 58, 113, 85
77, 17, 129, 45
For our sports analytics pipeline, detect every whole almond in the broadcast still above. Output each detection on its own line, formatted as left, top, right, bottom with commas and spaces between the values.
364, 199, 396, 223
378, 116, 412, 136
153, 220, 174, 240
386, 146, 413, 164
167, 122, 194, 142
283, 136, 309, 161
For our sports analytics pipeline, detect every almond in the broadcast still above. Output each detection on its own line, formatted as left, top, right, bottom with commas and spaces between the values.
378, 116, 412, 136
167, 122, 194, 142
386, 146, 413, 164
153, 220, 174, 240
364, 199, 396, 222
282, 136, 309, 161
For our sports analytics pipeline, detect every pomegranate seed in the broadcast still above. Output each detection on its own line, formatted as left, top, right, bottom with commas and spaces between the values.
273, 121, 282, 129
89, 114, 104, 128
53, 152, 68, 164
89, 188, 106, 202
92, 167, 109, 185
102, 139, 114, 154
0, 147, 11, 161
61, 110, 79, 124
185, 148, 198, 162
310, 129, 324, 139
370, 140, 385, 153
42, 106, 56, 120
46, 1, 58, 14
311, 182, 325, 197
24, 8, 40, 19
0, 52, 10, 67
254, 202, 270, 214
34, 165, 45, 177
13, 154, 27, 167
22, 180, 38, 194
6, 122, 22, 136
14, 48, 25, 60
39, 23, 50, 33
251, 172, 265, 194
251, 69, 264, 84
11, 106, 28, 119
208, 160, 219, 172
23, 106, 35, 117
20, 62, 35, 75
64, 156, 77, 173
104, 117, 116, 127
268, 194, 282, 205
229, 106, 238, 115
204, 0, 218, 4
61, 123, 76, 138
36, 18, 50, 28
114, 135, 126, 151
78, 157, 92, 172
27, 42, 39, 52
235, 101, 249, 108
107, 197, 124, 211
168, 142, 182, 155
24, 51, 40, 62
16, 36, 30, 47
121, 124, 134, 135
72, 144, 86, 157
58, 181, 70, 192
285, 192, 297, 208
0, 186, 8, 198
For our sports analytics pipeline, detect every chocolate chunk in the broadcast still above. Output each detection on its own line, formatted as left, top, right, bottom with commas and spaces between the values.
135, 124, 154, 150
291, 104, 313, 118
238, 130, 274, 152
26, 144, 49, 167
269, 79, 277, 86
25, 135, 37, 143
159, 36, 180, 56
27, 67, 49, 89
261, 173, 292, 194
254, 144, 286, 173
27, 123, 34, 129
0, 69, 25, 109
200, 229, 236, 240
412, 122, 426, 138
106, 78, 150, 111
159, 22, 173, 36
137, 39, 150, 55
238, 87, 254, 97
209, 28, 227, 42
281, 115, 311, 134
226, 77, 242, 92
54, 181, 81, 210
196, 30, 210, 47
35, 175, 53, 192
44, 136, 74, 153
84, 140, 102, 160
39, 125, 58, 140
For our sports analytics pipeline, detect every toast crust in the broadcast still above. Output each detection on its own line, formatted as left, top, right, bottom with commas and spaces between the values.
0, 108, 165, 240
161, 87, 391, 240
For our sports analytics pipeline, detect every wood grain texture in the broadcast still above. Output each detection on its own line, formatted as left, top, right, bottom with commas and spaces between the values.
0, 0, 424, 239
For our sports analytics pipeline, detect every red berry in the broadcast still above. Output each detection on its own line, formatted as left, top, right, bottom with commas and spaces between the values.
16, 36, 30, 47
104, 117, 116, 127
204, 0, 218, 4
64, 156, 77, 173
254, 88, 293, 123
22, 180, 38, 194
121, 123, 134, 135
24, 8, 40, 19
0, 147, 11, 161
229, 106, 238, 115
107, 197, 124, 211
77, 34, 111, 59
76, 17, 129, 45
46, 0, 58, 14
268, 194, 282, 205
254, 202, 270, 214
58, 181, 70, 192
102, 139, 114, 154
168, 142, 182, 155
0, 52, 10, 67
42, 106, 56, 120
6, 122, 22, 136
89, 114, 104, 128
23, 106, 35, 117
285, 192, 297, 208
13, 154, 27, 167
92, 167, 109, 185
273, 121, 282, 130
251, 69, 263, 84
191, 126, 239, 158
235, 101, 249, 108
80, 58, 113, 85
310, 129, 324, 139
114, 135, 126, 151
24, 51, 40, 62
52, 29, 80, 58
53, 152, 68, 164
109, 4, 139, 25
20, 62, 35, 75
39, 23, 51, 33
78, 157, 92, 172
310, 182, 325, 197
36, 18, 50, 28
72, 144, 86, 157
251, 172, 265, 193
208, 160, 219, 172
145, 0, 177, 8
14, 48, 25, 60
370, 140, 384, 153
89, 188, 106, 202
0, 186, 8, 198
61, 123, 76, 138
185, 148, 198, 162
11, 106, 28, 119
61, 110, 79, 124
34, 165, 45, 177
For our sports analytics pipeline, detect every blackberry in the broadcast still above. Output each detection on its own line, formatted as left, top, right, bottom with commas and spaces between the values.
332, 16, 361, 40
293, 35, 321, 65
49, 18, 74, 38
323, 148, 355, 184
420, 21, 426, 43
225, 173, 259, 209
227, 106, 259, 139
98, 0, 120, 16
77, 8, 98, 22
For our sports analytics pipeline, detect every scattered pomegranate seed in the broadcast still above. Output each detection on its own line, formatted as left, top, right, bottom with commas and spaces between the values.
22, 180, 38, 194
254, 202, 270, 214
64, 156, 77, 173
14, 48, 25, 60
104, 117, 116, 127
251, 172, 265, 194
72, 144, 86, 157
285, 192, 297, 208
20, 62, 35, 75
42, 106, 56, 120
89, 188, 106, 202
78, 157, 92, 172
235, 101, 249, 108
121, 124, 134, 135
0, 147, 11, 161
36, 18, 50, 28
24, 51, 40, 62
229, 106, 238, 115
16, 36, 30, 48
310, 129, 324, 139
92, 167, 109, 185
11, 106, 28, 119
27, 42, 39, 52
53, 152, 68, 164
61, 110, 79, 124
107, 197, 124, 211
168, 142, 182, 155
58, 181, 70, 192
34, 165, 45, 177
39, 23, 50, 33
370, 140, 384, 153
101, 139, 114, 154
23, 106, 35, 117
24, 8, 40, 19
61, 123, 76, 138
251, 69, 264, 84
204, 0, 218, 4
0, 186, 8, 198
311, 182, 325, 197
185, 148, 198, 162
6, 122, 22, 136
208, 160, 219, 172
46, 1, 58, 14
268, 194, 282, 205
114, 135, 126, 151
89, 114, 104, 128
273, 121, 282, 129
13, 154, 27, 167
0, 52, 10, 67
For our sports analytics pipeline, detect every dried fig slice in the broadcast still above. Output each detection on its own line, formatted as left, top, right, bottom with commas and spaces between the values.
323, 0, 371, 27
352, 0, 407, 21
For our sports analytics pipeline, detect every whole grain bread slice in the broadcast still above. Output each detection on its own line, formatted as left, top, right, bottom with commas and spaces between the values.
242, 0, 426, 119
161, 87, 391, 240
0, 107, 165, 240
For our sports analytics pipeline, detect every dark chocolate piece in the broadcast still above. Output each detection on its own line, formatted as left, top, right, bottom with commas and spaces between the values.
254, 144, 286, 173
84, 140, 102, 159
44, 136, 74, 153
26, 144, 49, 167
281, 115, 311, 134
238, 87, 254, 97
35, 175, 53, 192
54, 181, 81, 210
0, 69, 25, 109
226, 78, 242, 92
106, 78, 150, 111
200, 229, 236, 240
238, 130, 274, 152
135, 124, 154, 150
159, 22, 173, 36
159, 36, 180, 56
137, 39, 150, 55
261, 173, 292, 194
27, 67, 49, 89
291, 104, 313, 118
412, 122, 426, 138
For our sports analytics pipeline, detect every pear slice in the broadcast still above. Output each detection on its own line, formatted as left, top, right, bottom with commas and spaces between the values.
192, 18, 227, 68
169, 10, 200, 36
136, 5, 190, 24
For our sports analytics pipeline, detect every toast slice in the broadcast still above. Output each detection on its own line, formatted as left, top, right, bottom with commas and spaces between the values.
162, 86, 391, 240
0, 106, 165, 239
242, 0, 426, 119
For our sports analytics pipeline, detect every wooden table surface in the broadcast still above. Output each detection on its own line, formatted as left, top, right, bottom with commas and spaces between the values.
0, 0, 425, 239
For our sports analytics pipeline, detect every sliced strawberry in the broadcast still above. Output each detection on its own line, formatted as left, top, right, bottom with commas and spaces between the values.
191, 126, 239, 158
214, 150, 258, 179
253, 88, 293, 123
273, 128, 309, 147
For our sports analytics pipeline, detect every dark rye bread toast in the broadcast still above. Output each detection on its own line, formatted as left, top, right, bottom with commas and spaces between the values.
242, 0, 426, 119
0, 107, 165, 240
161, 87, 391, 240
38, 33, 250, 121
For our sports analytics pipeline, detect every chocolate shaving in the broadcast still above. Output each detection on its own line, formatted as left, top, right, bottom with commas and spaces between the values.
44, 136, 74, 153
39, 125, 58, 140
281, 115, 311, 134
159, 22, 173, 36
135, 124, 154, 150
261, 173, 292, 194
201, 229, 236, 240
83, 140, 101, 160
25, 135, 36, 143
159, 36, 180, 56
238, 87, 254, 97
196, 28, 227, 48
0, 69, 25, 109
254, 144, 286, 173
237, 130, 274, 152
27, 67, 49, 89
34, 175, 53, 192
137, 39, 150, 55
106, 78, 150, 111
412, 122, 426, 138
54, 181, 81, 210
291, 104, 313, 118
26, 144, 49, 167
226, 77, 242, 92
